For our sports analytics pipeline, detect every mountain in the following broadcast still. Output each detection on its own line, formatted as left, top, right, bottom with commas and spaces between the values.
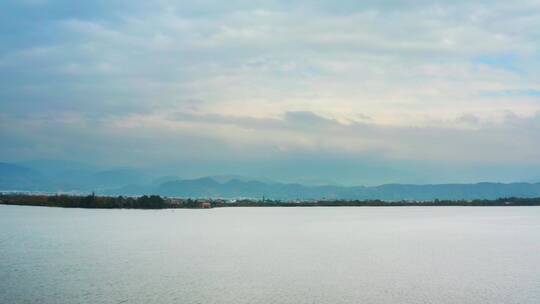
1, 161, 153, 193
3, 160, 540, 200
364, 182, 540, 201
0, 162, 51, 191
208, 175, 277, 184
18, 159, 96, 177
103, 178, 540, 201
18, 159, 97, 190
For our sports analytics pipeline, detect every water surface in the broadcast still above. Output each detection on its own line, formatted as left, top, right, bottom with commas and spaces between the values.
1, 205, 539, 304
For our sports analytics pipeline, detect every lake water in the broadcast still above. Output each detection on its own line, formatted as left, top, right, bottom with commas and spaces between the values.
1, 205, 539, 304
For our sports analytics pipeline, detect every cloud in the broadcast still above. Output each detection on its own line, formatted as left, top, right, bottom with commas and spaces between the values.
455, 114, 480, 126
1, 0, 540, 184
482, 89, 540, 97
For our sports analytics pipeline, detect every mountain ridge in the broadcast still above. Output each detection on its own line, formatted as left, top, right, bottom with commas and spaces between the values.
103, 178, 540, 201
2, 161, 540, 200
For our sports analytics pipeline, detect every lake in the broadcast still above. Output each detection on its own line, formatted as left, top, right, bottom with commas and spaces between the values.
1, 205, 539, 304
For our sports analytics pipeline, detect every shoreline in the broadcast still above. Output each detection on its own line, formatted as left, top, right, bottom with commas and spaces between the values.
2, 204, 540, 210
2, 193, 540, 209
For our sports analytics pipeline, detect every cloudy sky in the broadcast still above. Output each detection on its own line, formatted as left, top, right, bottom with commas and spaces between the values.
1, 0, 540, 185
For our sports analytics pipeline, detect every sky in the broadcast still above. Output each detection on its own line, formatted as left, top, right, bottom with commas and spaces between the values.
1, 0, 540, 185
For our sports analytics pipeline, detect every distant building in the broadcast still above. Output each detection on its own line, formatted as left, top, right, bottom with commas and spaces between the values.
201, 201, 211, 208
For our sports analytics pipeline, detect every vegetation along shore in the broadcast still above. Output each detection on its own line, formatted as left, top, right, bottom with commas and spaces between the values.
1, 193, 540, 209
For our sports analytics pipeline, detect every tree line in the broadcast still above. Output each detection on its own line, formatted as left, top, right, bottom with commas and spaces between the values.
0, 193, 168, 209
1, 193, 540, 209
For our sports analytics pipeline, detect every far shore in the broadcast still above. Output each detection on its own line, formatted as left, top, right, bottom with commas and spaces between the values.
1, 193, 540, 209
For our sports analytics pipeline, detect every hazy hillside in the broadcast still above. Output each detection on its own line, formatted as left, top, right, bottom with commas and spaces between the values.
104, 178, 540, 201
2, 161, 152, 193
0, 163, 51, 191
3, 161, 540, 200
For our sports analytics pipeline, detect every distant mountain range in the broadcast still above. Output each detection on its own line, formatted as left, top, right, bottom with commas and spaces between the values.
2, 161, 540, 200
